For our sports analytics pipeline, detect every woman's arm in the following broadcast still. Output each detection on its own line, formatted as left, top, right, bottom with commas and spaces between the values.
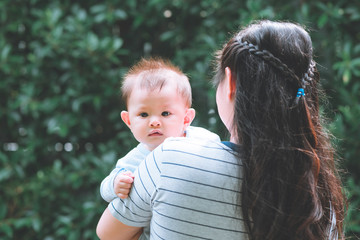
97, 144, 160, 239
96, 208, 143, 240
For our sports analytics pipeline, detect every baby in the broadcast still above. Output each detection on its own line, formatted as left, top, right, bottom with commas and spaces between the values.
100, 57, 219, 239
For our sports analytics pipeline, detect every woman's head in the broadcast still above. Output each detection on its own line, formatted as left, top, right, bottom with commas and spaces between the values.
213, 20, 345, 240
214, 20, 317, 140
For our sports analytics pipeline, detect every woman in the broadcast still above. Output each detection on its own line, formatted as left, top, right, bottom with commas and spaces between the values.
97, 20, 346, 240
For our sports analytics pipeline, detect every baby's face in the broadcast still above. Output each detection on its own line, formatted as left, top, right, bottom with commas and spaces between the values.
124, 84, 189, 151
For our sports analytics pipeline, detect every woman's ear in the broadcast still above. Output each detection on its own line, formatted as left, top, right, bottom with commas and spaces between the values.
184, 108, 195, 127
120, 111, 131, 129
225, 67, 236, 100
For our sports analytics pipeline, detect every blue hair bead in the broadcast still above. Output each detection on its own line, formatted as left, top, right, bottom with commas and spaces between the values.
296, 88, 305, 98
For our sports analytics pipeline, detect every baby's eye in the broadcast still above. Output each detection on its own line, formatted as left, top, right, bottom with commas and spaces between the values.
139, 112, 148, 117
161, 111, 170, 116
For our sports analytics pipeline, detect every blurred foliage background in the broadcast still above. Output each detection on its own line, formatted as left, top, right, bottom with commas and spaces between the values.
1, 0, 359, 239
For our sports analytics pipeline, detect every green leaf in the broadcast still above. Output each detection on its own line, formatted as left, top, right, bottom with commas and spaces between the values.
86, 32, 99, 50
1, 44, 11, 60
0, 224, 13, 238
318, 14, 328, 28
94, 13, 106, 23
0, 203, 7, 219
32, 217, 42, 232
160, 31, 175, 41
0, 167, 12, 181
13, 218, 32, 229
114, 9, 127, 19
351, 58, 360, 66
112, 38, 123, 50
343, 69, 351, 84
46, 7, 62, 26
90, 4, 106, 14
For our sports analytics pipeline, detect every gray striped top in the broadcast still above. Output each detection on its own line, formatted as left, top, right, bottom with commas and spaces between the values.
109, 137, 249, 239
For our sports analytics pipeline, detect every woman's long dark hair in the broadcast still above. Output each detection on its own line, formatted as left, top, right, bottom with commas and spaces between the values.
214, 20, 346, 240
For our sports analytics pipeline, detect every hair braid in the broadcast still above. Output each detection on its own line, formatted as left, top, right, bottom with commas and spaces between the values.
236, 37, 300, 82
302, 60, 315, 86
236, 37, 317, 106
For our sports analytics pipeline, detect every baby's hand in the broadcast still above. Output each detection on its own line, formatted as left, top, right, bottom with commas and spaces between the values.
114, 171, 135, 199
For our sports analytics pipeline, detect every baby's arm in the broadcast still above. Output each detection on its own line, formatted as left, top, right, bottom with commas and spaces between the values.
113, 171, 135, 199
100, 143, 150, 202
100, 167, 126, 202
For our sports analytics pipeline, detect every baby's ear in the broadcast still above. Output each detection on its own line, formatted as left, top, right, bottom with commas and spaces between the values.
120, 111, 131, 128
184, 108, 195, 127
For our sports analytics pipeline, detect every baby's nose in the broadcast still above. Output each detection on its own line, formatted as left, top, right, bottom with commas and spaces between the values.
150, 118, 161, 127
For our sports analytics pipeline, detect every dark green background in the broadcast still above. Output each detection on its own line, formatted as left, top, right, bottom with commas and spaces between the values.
1, 0, 359, 239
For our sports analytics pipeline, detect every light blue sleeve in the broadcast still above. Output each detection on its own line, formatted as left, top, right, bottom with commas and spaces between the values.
108, 147, 161, 227
100, 166, 127, 202
185, 126, 221, 142
100, 143, 150, 202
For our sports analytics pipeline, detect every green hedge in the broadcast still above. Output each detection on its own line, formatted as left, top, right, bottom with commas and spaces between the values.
1, 0, 359, 239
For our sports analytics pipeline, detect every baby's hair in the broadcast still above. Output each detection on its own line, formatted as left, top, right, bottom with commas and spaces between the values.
121, 57, 192, 107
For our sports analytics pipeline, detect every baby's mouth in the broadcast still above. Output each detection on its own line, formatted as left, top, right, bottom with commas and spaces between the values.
148, 130, 163, 136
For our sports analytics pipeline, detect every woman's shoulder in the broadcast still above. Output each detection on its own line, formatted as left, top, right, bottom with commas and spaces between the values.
163, 135, 222, 149
160, 136, 240, 160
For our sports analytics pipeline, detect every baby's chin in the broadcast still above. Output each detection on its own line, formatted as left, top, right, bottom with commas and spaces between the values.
144, 139, 165, 151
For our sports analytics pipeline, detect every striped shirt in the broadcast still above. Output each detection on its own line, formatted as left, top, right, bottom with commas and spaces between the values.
109, 137, 249, 239
100, 126, 220, 203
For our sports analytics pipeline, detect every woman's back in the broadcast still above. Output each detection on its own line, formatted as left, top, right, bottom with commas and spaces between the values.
109, 137, 248, 239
